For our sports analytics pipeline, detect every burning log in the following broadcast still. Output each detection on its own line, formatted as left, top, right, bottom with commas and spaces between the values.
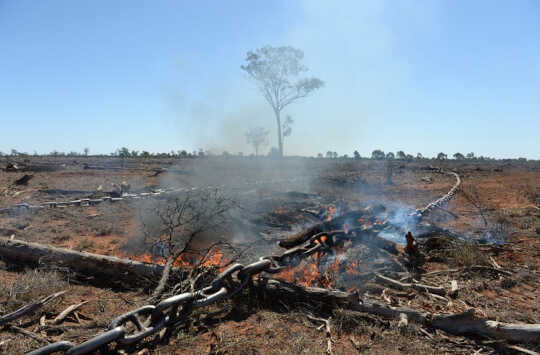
278, 210, 375, 249
0, 237, 179, 286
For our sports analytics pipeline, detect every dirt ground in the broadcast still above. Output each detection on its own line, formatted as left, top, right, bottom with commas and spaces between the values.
0, 156, 539, 354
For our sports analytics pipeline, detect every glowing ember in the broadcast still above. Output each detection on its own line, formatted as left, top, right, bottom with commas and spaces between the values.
346, 261, 359, 275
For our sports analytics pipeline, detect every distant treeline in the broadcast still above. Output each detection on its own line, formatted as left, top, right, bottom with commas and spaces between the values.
0, 147, 533, 162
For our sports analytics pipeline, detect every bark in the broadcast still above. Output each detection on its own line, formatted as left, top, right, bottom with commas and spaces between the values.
0, 237, 179, 286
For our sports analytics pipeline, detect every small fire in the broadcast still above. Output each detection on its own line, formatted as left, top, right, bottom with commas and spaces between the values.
131, 249, 224, 270
274, 250, 343, 288
315, 235, 328, 244
346, 261, 358, 276
274, 220, 365, 289
275, 260, 320, 287
132, 253, 165, 265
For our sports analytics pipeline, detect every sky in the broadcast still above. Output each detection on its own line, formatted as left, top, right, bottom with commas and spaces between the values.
0, 0, 539, 159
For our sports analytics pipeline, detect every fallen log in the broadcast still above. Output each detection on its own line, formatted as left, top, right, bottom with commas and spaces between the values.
0, 237, 180, 286
430, 309, 540, 344
252, 278, 540, 344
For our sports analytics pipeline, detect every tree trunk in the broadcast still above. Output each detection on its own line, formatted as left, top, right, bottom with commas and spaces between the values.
275, 109, 283, 157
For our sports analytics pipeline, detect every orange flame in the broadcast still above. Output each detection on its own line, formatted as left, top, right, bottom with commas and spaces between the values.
131, 249, 224, 270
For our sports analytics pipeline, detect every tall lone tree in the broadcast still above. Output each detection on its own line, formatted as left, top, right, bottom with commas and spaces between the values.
241, 46, 324, 157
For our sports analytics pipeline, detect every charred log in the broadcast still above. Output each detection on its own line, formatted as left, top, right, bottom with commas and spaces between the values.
14, 174, 33, 185
0, 237, 182, 287
278, 210, 371, 248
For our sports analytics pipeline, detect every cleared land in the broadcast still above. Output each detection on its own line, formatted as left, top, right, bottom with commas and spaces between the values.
0, 156, 539, 354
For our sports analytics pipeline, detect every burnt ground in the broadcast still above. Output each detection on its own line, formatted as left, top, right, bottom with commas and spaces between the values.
0, 156, 539, 354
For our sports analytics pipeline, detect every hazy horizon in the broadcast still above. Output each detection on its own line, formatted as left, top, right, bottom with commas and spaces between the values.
1, 1, 539, 159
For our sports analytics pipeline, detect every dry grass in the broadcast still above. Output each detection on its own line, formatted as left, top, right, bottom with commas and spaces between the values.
0, 269, 67, 315
0, 335, 43, 355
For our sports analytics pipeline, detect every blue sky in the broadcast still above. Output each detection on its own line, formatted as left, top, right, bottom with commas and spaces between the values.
1, 1, 538, 158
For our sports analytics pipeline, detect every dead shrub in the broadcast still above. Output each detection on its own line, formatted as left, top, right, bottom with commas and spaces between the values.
74, 238, 93, 251
52, 231, 71, 242
449, 241, 488, 267
332, 308, 388, 334
0, 269, 67, 315
521, 184, 540, 206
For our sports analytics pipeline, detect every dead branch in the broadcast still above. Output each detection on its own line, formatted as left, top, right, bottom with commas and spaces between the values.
307, 315, 334, 355
140, 189, 235, 303
375, 273, 446, 296
53, 301, 89, 325
7, 325, 49, 344
489, 256, 501, 269
505, 345, 539, 355
0, 290, 67, 326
